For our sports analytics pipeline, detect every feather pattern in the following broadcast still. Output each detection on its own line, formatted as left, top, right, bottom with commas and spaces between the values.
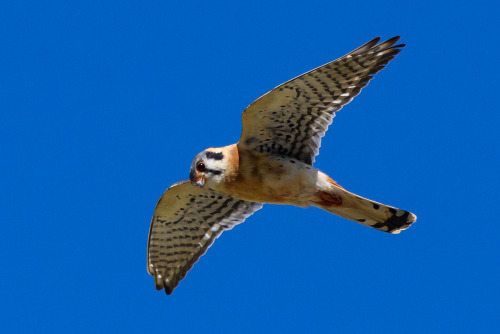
239, 36, 405, 164
147, 37, 415, 295
147, 180, 262, 294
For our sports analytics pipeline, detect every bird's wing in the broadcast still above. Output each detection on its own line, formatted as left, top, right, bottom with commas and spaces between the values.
238, 36, 404, 165
147, 180, 263, 295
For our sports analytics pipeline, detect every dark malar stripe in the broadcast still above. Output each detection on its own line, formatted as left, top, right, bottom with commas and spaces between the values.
206, 152, 224, 160
206, 168, 222, 175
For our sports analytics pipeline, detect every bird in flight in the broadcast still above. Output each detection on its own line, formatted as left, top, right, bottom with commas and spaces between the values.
147, 36, 417, 295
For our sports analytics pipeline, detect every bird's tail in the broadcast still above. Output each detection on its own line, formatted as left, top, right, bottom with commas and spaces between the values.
312, 179, 416, 234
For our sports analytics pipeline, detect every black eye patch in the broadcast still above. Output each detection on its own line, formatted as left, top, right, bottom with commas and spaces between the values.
205, 152, 224, 160
206, 168, 222, 176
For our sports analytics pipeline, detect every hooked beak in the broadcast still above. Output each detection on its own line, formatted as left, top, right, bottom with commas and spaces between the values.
194, 175, 205, 188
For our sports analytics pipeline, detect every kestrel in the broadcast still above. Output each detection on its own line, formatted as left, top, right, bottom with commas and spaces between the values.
147, 36, 417, 295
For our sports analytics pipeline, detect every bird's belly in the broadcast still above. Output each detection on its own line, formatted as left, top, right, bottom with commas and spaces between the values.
223, 156, 318, 206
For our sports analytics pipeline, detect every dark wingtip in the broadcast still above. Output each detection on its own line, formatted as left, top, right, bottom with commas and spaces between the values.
386, 36, 401, 45
376, 36, 405, 53
348, 36, 405, 59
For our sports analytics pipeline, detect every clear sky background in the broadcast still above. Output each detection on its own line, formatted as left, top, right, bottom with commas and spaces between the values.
2, 1, 499, 333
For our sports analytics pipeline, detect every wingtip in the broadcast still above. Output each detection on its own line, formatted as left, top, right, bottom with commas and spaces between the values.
377, 36, 405, 53
153, 272, 165, 290
348, 36, 405, 59
153, 271, 176, 295
165, 286, 174, 295
387, 35, 401, 44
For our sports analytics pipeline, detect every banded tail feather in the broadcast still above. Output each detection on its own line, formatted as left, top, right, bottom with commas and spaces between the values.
315, 185, 416, 233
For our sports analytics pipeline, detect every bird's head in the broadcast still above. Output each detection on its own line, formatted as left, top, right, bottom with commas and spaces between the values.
189, 148, 229, 189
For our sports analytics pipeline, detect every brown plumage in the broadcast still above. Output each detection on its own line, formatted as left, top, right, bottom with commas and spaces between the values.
148, 36, 416, 295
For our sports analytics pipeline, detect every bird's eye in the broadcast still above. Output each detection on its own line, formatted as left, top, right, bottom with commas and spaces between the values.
196, 162, 206, 172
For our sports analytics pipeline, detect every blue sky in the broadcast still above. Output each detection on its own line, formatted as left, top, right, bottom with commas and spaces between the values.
1, 0, 499, 333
